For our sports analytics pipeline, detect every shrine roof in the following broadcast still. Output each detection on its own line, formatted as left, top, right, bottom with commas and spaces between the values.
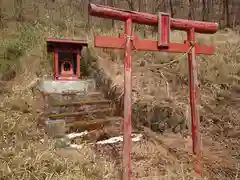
46, 38, 88, 52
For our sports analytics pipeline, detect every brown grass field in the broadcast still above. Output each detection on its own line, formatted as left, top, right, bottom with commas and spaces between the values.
0, 1, 240, 180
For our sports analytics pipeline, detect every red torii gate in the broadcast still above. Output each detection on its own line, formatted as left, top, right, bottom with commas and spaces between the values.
89, 3, 218, 179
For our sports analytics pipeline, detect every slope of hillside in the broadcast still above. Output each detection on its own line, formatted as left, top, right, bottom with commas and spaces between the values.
90, 29, 240, 180
0, 1, 240, 180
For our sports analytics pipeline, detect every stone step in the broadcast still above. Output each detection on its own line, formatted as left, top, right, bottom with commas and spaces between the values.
52, 99, 111, 107
48, 107, 114, 119
66, 116, 122, 132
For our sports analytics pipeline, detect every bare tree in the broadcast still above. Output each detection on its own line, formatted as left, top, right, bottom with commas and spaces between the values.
231, 0, 239, 28
0, 0, 3, 28
225, 0, 230, 27
32, 1, 40, 18
188, 0, 195, 20
137, 0, 148, 37
14, 0, 24, 22
202, 0, 207, 21
125, 0, 135, 11
108, 0, 115, 28
208, 0, 213, 21
84, 0, 91, 29
103, 0, 116, 28
221, 0, 231, 27
169, 0, 175, 17
153, 0, 165, 13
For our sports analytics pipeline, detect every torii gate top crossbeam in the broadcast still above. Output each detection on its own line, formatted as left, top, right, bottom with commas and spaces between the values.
88, 3, 218, 34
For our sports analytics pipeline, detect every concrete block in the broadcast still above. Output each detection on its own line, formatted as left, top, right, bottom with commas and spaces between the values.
45, 119, 66, 138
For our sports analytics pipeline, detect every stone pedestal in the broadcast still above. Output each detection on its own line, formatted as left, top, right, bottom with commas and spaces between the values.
45, 119, 66, 138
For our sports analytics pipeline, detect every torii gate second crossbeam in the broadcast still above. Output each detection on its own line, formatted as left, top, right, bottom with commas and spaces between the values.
89, 3, 218, 180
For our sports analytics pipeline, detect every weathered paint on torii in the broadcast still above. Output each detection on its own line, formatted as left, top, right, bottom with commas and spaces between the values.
89, 3, 218, 180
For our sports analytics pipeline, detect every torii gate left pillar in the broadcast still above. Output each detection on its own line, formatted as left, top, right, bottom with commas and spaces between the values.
89, 3, 218, 180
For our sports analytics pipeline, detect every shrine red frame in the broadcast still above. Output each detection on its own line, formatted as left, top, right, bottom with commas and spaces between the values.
46, 38, 88, 80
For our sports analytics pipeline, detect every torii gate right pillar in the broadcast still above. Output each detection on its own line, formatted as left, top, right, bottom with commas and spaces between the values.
187, 28, 201, 172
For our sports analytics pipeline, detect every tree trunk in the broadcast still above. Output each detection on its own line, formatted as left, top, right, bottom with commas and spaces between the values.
14, 0, 24, 22
169, 0, 174, 18
202, 0, 207, 21
225, 0, 230, 27
138, 0, 147, 37
163, 0, 167, 11
108, 0, 115, 28
126, 0, 135, 11
84, 0, 91, 29
188, 0, 195, 20
207, 0, 212, 21
0, 0, 3, 28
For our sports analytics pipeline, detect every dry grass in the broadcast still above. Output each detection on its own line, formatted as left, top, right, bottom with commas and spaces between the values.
91, 28, 240, 179
0, 45, 120, 180
0, 114, 118, 180
0, 0, 240, 180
